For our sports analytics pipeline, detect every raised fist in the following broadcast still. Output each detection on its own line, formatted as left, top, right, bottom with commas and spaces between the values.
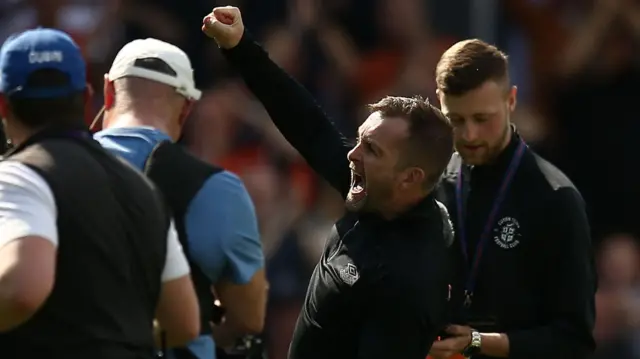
202, 6, 244, 49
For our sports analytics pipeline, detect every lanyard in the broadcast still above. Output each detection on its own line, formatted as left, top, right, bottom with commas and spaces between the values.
455, 139, 526, 307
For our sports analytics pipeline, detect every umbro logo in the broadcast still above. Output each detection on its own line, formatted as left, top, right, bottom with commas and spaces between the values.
339, 263, 359, 286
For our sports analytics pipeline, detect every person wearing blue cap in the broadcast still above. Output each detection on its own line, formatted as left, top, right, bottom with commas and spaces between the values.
0, 28, 200, 358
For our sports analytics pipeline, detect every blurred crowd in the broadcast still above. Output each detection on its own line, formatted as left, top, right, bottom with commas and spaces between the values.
1, 0, 640, 358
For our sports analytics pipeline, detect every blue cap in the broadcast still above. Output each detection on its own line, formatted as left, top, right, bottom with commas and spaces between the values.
0, 28, 86, 99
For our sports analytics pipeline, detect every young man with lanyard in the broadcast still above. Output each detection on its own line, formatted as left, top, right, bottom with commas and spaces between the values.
429, 39, 597, 359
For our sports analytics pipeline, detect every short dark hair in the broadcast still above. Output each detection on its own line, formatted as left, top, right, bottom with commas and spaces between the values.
7, 69, 85, 128
368, 96, 453, 188
435, 39, 509, 96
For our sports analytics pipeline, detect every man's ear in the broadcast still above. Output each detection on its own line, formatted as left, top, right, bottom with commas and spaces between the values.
401, 166, 426, 189
508, 85, 517, 112
178, 100, 195, 127
103, 74, 115, 110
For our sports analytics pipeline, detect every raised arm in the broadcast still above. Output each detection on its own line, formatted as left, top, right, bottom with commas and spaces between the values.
202, 6, 352, 197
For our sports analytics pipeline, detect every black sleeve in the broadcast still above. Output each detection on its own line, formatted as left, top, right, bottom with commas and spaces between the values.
221, 31, 352, 198
507, 187, 596, 359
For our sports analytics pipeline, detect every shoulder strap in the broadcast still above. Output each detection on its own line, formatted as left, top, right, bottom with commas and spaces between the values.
143, 141, 223, 337
144, 141, 222, 219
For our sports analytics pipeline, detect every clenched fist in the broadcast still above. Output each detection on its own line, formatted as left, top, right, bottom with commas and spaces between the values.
201, 6, 244, 49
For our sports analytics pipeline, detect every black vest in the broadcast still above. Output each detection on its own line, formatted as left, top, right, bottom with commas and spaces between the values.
0, 129, 169, 359
143, 141, 222, 337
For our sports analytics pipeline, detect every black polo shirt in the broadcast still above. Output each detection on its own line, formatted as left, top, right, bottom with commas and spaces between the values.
222, 32, 455, 359
289, 199, 454, 359
436, 131, 597, 359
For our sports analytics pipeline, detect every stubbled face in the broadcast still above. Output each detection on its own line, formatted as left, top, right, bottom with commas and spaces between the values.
438, 81, 517, 165
346, 112, 409, 212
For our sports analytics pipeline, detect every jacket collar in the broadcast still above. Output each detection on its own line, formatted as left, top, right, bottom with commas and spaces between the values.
359, 191, 438, 226
466, 126, 522, 179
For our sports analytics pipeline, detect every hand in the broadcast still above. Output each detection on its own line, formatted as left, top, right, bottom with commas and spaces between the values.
202, 6, 245, 49
429, 325, 473, 359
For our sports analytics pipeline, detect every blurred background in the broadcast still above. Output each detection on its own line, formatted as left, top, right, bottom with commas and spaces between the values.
1, 0, 639, 357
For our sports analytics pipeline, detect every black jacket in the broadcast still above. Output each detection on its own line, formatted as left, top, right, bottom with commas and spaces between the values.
0, 129, 169, 359
436, 131, 597, 359
222, 32, 454, 359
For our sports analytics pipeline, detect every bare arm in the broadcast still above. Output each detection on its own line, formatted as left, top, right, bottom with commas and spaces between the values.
0, 162, 58, 331
212, 269, 268, 347
0, 237, 56, 331
155, 223, 200, 347
155, 277, 200, 347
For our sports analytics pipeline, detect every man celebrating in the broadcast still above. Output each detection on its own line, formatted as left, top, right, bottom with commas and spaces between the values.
203, 6, 455, 359
428, 39, 596, 359
94, 37, 267, 359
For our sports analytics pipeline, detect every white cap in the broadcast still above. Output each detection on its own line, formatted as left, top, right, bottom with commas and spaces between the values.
108, 38, 202, 101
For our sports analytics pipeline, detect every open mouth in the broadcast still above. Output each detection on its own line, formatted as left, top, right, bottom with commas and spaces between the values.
351, 170, 366, 194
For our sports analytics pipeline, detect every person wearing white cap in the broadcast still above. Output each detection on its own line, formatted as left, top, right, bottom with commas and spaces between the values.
94, 38, 267, 359
107, 38, 203, 104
